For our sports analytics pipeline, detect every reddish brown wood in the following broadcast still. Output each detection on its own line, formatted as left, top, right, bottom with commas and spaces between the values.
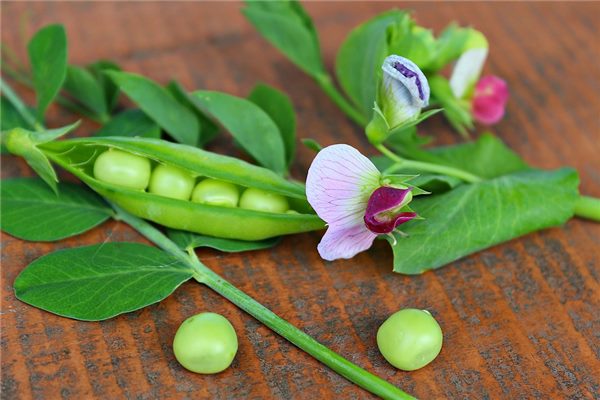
1, 2, 599, 399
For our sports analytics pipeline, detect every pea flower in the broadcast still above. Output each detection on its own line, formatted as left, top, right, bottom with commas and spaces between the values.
449, 30, 489, 100
379, 55, 430, 128
306, 144, 417, 261
471, 75, 509, 125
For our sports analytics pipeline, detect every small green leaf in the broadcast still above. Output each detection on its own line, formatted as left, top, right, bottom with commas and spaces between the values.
248, 83, 296, 167
191, 91, 286, 174
1, 96, 31, 131
106, 71, 200, 146
335, 10, 406, 118
389, 168, 579, 274
27, 24, 68, 121
87, 60, 121, 112
63, 65, 108, 119
429, 74, 473, 136
242, 0, 325, 78
166, 81, 218, 147
95, 109, 161, 139
14, 242, 194, 321
301, 138, 323, 153
168, 229, 280, 253
428, 23, 471, 72
1, 178, 112, 241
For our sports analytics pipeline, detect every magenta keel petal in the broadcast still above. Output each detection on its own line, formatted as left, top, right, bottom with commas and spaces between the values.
364, 186, 417, 234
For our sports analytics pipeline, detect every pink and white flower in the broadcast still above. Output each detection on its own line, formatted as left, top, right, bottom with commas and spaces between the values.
306, 144, 417, 261
471, 75, 509, 125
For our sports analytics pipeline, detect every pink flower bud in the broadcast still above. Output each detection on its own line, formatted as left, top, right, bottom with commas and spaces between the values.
472, 75, 509, 125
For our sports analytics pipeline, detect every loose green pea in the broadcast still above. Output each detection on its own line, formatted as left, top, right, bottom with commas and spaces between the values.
173, 312, 238, 374
377, 308, 443, 371
239, 187, 289, 213
191, 179, 239, 207
93, 149, 151, 190
148, 164, 195, 200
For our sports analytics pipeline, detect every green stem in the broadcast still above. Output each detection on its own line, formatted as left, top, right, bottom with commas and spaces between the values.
376, 144, 482, 183
315, 74, 368, 127
0, 77, 42, 131
574, 195, 600, 222
111, 204, 415, 400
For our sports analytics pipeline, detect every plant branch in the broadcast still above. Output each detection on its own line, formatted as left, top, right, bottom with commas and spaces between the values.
315, 74, 369, 127
376, 144, 482, 183
574, 195, 600, 222
111, 203, 414, 400
0, 77, 41, 131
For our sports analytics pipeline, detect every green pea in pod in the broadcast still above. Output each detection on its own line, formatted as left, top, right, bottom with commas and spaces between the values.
38, 136, 324, 240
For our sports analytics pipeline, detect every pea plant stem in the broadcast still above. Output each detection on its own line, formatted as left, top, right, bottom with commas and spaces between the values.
111, 204, 415, 400
315, 74, 369, 127
0, 77, 42, 131
376, 144, 482, 183
574, 195, 600, 222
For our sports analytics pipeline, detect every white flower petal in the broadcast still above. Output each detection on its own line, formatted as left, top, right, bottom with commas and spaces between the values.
450, 47, 488, 99
306, 144, 380, 229
317, 223, 378, 261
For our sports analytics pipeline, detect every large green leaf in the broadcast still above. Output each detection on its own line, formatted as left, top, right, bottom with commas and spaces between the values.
0, 178, 112, 241
95, 109, 161, 138
106, 71, 200, 146
335, 10, 406, 118
14, 242, 194, 320
191, 91, 287, 174
63, 65, 108, 120
242, 0, 325, 78
27, 24, 68, 121
168, 229, 280, 253
248, 83, 297, 167
389, 168, 579, 274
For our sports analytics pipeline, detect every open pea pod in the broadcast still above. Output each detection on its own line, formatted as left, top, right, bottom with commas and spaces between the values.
39, 137, 324, 240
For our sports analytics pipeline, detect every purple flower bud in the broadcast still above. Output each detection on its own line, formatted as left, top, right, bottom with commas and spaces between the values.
380, 55, 430, 127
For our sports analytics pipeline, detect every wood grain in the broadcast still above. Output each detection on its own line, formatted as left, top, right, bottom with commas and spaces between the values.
1, 2, 599, 399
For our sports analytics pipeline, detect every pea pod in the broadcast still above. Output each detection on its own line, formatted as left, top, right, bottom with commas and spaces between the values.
39, 137, 325, 240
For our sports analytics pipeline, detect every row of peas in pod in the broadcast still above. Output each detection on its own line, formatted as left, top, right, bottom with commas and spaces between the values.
93, 149, 291, 213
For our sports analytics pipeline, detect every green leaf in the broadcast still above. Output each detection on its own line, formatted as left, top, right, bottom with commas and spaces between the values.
248, 83, 296, 167
429, 74, 473, 136
27, 24, 68, 121
106, 71, 200, 146
242, 0, 325, 78
390, 168, 580, 274
0, 178, 112, 241
63, 65, 108, 119
14, 242, 194, 321
166, 81, 218, 147
95, 109, 161, 139
428, 23, 471, 72
87, 60, 121, 112
168, 229, 280, 253
1, 96, 31, 131
335, 10, 406, 118
301, 138, 323, 153
190, 91, 286, 174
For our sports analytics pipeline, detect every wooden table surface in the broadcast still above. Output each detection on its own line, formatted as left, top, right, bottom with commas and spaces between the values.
2, 2, 599, 399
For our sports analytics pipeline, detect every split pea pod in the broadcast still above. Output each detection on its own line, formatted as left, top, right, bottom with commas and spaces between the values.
39, 137, 325, 240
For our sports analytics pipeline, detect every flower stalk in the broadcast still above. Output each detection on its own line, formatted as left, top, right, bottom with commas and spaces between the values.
112, 203, 415, 400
